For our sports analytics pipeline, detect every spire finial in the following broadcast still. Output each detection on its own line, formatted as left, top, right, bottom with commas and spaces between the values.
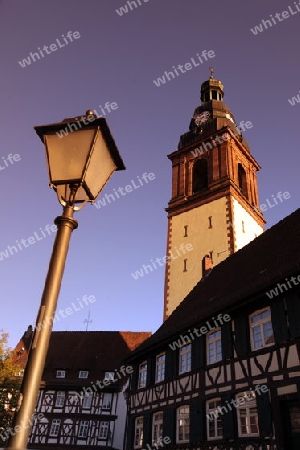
209, 66, 214, 79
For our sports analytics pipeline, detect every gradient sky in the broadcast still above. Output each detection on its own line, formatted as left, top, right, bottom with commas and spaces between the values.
1, 0, 299, 348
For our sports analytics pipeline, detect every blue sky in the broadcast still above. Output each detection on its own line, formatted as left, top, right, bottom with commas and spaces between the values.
0, 0, 299, 347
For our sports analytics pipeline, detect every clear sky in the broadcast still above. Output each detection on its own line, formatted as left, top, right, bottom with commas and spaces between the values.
0, 0, 299, 347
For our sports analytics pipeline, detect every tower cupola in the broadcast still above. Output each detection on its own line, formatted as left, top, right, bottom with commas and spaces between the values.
200, 69, 224, 102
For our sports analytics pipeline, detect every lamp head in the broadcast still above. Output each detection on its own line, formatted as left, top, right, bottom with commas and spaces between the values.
34, 112, 125, 210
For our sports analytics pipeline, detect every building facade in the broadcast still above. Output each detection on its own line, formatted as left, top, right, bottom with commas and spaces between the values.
164, 75, 265, 319
126, 207, 300, 450
125, 75, 300, 450
14, 330, 150, 450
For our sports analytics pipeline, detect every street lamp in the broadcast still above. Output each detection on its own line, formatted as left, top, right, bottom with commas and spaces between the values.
6, 111, 125, 450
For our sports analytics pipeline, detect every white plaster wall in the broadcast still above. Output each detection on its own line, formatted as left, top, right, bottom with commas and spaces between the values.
166, 197, 229, 316
113, 390, 128, 450
232, 197, 263, 251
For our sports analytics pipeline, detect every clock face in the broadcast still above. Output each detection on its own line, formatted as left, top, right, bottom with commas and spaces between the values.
194, 111, 210, 126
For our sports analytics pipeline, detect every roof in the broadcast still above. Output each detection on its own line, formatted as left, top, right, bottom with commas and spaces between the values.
129, 208, 300, 358
15, 330, 151, 387
13, 325, 33, 368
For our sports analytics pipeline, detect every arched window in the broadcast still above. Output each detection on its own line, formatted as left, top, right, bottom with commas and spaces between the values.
193, 159, 208, 193
238, 163, 247, 198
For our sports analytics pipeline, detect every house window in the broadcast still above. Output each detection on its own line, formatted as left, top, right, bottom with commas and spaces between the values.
179, 343, 191, 374
152, 412, 163, 444
250, 308, 274, 350
193, 159, 208, 193
155, 353, 165, 383
49, 419, 61, 437
82, 394, 92, 409
236, 392, 259, 437
78, 420, 89, 438
102, 393, 112, 410
56, 370, 65, 378
79, 370, 89, 379
207, 329, 222, 364
55, 391, 65, 408
68, 392, 80, 405
206, 399, 222, 440
176, 406, 190, 443
99, 421, 109, 439
134, 417, 144, 448
104, 372, 115, 381
138, 361, 147, 389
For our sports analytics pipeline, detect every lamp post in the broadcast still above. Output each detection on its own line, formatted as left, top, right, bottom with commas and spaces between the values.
6, 111, 125, 450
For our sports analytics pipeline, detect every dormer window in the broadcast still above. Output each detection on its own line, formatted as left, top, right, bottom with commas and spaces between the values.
56, 370, 66, 378
79, 370, 89, 379
104, 372, 115, 381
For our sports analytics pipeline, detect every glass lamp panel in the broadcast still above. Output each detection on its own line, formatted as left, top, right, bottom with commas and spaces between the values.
83, 129, 117, 199
44, 129, 96, 184
55, 184, 89, 205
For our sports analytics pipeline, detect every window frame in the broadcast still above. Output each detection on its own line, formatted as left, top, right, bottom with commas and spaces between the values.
134, 416, 144, 448
207, 328, 222, 364
192, 159, 208, 194
78, 420, 89, 438
104, 371, 115, 381
82, 393, 92, 409
176, 405, 190, 443
99, 421, 110, 439
49, 419, 61, 437
155, 353, 165, 383
55, 391, 65, 408
236, 392, 259, 437
138, 361, 147, 389
206, 398, 223, 440
249, 307, 274, 351
56, 369, 66, 378
152, 411, 163, 444
102, 393, 112, 410
238, 163, 247, 198
179, 343, 191, 374
79, 370, 89, 379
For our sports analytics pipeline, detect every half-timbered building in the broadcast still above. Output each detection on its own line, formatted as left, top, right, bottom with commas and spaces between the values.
15, 330, 150, 450
124, 73, 300, 450
125, 207, 300, 450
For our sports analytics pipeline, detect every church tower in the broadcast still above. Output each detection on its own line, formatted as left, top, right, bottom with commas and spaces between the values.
163, 72, 265, 320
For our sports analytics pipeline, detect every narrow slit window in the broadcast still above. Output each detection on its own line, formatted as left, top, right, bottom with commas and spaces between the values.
183, 259, 187, 272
